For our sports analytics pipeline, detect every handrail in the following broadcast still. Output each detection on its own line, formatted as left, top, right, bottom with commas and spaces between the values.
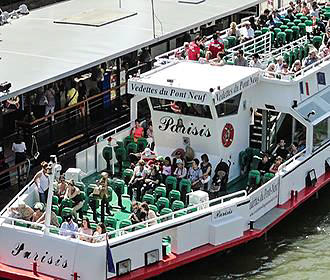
278, 148, 307, 171
0, 159, 27, 177
95, 120, 134, 143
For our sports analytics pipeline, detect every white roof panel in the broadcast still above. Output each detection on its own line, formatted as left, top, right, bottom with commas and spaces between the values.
0, 0, 262, 101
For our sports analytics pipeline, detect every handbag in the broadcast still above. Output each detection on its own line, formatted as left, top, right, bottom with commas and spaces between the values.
92, 185, 101, 196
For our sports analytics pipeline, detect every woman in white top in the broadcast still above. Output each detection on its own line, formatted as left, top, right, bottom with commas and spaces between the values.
12, 136, 26, 165
78, 218, 93, 242
33, 161, 50, 204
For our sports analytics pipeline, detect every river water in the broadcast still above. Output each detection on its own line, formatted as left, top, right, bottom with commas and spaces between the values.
156, 185, 330, 280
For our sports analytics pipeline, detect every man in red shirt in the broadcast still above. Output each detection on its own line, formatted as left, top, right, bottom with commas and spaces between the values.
187, 35, 201, 61
208, 34, 225, 59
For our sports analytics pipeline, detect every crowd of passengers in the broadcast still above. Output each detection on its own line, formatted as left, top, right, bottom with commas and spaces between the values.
173, 1, 330, 76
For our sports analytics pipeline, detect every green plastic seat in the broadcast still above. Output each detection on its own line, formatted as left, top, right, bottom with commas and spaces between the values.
280, 24, 288, 31
298, 23, 306, 36
282, 18, 290, 25
134, 224, 146, 231
285, 29, 293, 42
304, 43, 309, 58
223, 39, 229, 50
123, 136, 134, 148
52, 205, 59, 215
274, 28, 281, 36
119, 219, 132, 231
171, 200, 185, 211
287, 22, 295, 29
14, 221, 28, 228
57, 216, 62, 225
293, 19, 301, 26
261, 27, 269, 34
187, 205, 198, 214
137, 138, 148, 152
299, 45, 304, 60
116, 140, 124, 148
313, 36, 323, 50
274, 21, 283, 28
174, 210, 187, 218
106, 227, 116, 238
262, 172, 275, 184
227, 36, 236, 48
325, 12, 330, 20
75, 182, 85, 191
159, 208, 172, 222
293, 47, 300, 62
277, 32, 286, 46
300, 16, 308, 22
114, 147, 127, 173
90, 223, 97, 231
179, 179, 191, 194
113, 179, 125, 196
254, 30, 262, 37
126, 142, 138, 156
61, 199, 72, 208
270, 31, 275, 45
156, 197, 170, 212
102, 146, 113, 171
295, 13, 303, 19
50, 228, 59, 235
142, 194, 155, 205
165, 176, 177, 190
105, 216, 117, 229
154, 186, 167, 200
169, 190, 181, 205
122, 168, 134, 184
292, 26, 300, 40
149, 204, 158, 214
52, 195, 59, 205
248, 170, 261, 186
61, 207, 73, 217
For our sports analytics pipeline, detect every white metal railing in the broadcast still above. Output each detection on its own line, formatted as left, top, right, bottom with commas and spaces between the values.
278, 148, 307, 171
96, 120, 133, 143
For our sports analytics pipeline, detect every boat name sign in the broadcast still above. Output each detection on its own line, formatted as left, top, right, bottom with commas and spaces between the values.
212, 206, 233, 221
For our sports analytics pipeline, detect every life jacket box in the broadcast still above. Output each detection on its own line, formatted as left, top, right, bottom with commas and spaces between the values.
65, 168, 83, 183
188, 190, 209, 209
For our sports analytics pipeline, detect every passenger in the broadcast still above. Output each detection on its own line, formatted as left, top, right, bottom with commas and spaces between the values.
187, 35, 201, 61
291, 60, 302, 73
269, 156, 283, 174
281, 63, 291, 79
129, 201, 142, 224
227, 22, 241, 40
173, 159, 187, 184
130, 119, 144, 142
310, 1, 320, 18
187, 158, 202, 191
257, 9, 270, 28
234, 50, 248, 67
302, 2, 310, 16
288, 142, 299, 158
200, 154, 212, 191
93, 223, 106, 243
60, 214, 78, 238
37, 210, 60, 227
210, 170, 227, 199
288, 1, 297, 14
9, 200, 34, 221
181, 42, 190, 59
64, 180, 84, 220
33, 161, 50, 204
319, 41, 330, 59
128, 160, 148, 201
162, 157, 172, 179
31, 202, 44, 222
303, 49, 319, 67
286, 8, 295, 22
257, 154, 271, 176
323, 27, 330, 45
240, 22, 255, 42
249, 53, 263, 69
265, 63, 276, 78
199, 51, 213, 64
56, 175, 68, 204
66, 81, 79, 107
12, 136, 26, 165
208, 34, 224, 59
78, 217, 93, 242
142, 166, 161, 197
249, 16, 258, 31
274, 139, 289, 160
275, 56, 284, 73
140, 202, 157, 226
210, 52, 226, 66
146, 121, 154, 149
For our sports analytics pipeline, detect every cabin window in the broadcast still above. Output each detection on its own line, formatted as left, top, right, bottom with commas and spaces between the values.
149, 98, 212, 119
215, 93, 242, 118
313, 116, 330, 150
137, 98, 151, 120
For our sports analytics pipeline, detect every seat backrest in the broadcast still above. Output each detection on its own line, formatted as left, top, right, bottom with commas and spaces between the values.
115, 147, 127, 162
156, 197, 170, 211
154, 186, 166, 200
62, 207, 73, 217
179, 179, 191, 193
61, 199, 72, 208
160, 207, 172, 216
52, 205, 59, 215
105, 217, 117, 229
169, 190, 181, 202
114, 179, 125, 193
248, 170, 261, 185
137, 138, 148, 152
149, 204, 158, 214
119, 219, 132, 230
122, 168, 134, 184
52, 195, 59, 205
102, 146, 113, 161
171, 200, 184, 211
142, 194, 155, 205
127, 142, 138, 154
165, 176, 177, 189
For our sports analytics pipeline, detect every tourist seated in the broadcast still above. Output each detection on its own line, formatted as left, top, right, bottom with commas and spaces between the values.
9, 200, 34, 221
37, 210, 60, 227
60, 214, 78, 238
146, 121, 154, 149
208, 34, 225, 59
295, 0, 302, 14
210, 169, 227, 199
162, 157, 172, 179
288, 1, 297, 14
257, 9, 270, 28
142, 166, 161, 197
93, 223, 106, 243
31, 202, 44, 223
234, 50, 248, 67
187, 35, 201, 61
171, 149, 185, 174
275, 56, 284, 73
288, 142, 299, 158
303, 50, 319, 67
173, 159, 187, 183
128, 160, 148, 201
273, 139, 289, 160
141, 147, 156, 161
286, 8, 296, 22
310, 1, 320, 18
265, 63, 276, 78
249, 16, 258, 31
130, 119, 144, 142
319, 41, 330, 59
64, 179, 84, 220
240, 22, 255, 42
56, 175, 68, 205
210, 52, 226, 66
257, 154, 271, 176
302, 2, 310, 15
78, 217, 93, 242
140, 202, 157, 226
227, 22, 241, 41
249, 53, 263, 69
291, 60, 302, 74
180, 42, 190, 59
200, 154, 212, 191
269, 156, 283, 174
199, 51, 213, 64
281, 63, 291, 79
187, 158, 202, 191
268, 10, 282, 28
130, 201, 142, 224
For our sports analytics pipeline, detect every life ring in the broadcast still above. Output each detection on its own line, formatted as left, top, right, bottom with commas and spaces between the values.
221, 123, 234, 147
6, 96, 20, 109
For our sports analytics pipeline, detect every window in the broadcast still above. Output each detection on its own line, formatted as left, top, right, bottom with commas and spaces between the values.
313, 116, 330, 150
215, 93, 242, 118
137, 98, 151, 120
150, 98, 212, 119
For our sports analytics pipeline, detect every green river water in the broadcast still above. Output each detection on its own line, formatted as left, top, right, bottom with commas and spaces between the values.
156, 185, 330, 280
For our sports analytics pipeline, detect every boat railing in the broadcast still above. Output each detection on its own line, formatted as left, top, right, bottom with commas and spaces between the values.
106, 190, 247, 240
95, 120, 134, 143
0, 215, 46, 231
278, 148, 307, 172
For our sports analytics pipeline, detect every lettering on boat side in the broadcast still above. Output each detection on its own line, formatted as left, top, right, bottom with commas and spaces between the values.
215, 73, 260, 104
11, 242, 68, 269
129, 83, 209, 104
212, 207, 233, 221
249, 182, 279, 217
158, 116, 211, 137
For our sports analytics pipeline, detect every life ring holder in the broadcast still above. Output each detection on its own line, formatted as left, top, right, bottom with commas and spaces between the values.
221, 123, 234, 147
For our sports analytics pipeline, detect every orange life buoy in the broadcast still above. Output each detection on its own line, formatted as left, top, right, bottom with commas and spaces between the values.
221, 123, 234, 147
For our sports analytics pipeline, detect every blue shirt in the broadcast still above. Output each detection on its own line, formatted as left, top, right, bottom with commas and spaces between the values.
60, 221, 78, 237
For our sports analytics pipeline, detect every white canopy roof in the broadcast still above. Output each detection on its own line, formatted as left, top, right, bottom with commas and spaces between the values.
0, 0, 263, 102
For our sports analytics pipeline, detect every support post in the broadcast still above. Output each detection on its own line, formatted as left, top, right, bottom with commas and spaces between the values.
44, 157, 56, 234
261, 110, 268, 152
151, 0, 156, 39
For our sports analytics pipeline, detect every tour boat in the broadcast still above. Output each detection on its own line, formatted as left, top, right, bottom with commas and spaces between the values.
1, 23, 330, 280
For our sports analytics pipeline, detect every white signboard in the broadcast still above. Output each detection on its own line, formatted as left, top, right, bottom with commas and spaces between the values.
212, 206, 234, 222
214, 73, 260, 105
128, 81, 213, 105
249, 179, 279, 221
